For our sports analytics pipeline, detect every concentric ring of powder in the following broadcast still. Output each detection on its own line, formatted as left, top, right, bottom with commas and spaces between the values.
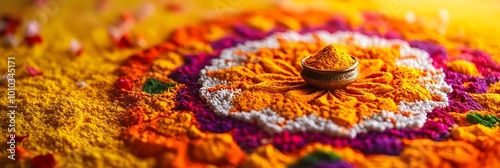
199, 31, 452, 138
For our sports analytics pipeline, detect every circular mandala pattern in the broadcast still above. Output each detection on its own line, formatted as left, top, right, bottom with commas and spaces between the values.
199, 31, 452, 137
113, 8, 500, 168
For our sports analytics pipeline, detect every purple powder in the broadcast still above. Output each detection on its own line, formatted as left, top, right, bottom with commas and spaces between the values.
233, 24, 268, 39
211, 36, 246, 50
323, 17, 350, 33
409, 40, 448, 69
442, 70, 486, 112
232, 124, 270, 152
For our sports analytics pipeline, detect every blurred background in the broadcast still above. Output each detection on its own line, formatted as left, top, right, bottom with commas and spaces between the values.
1, 0, 499, 51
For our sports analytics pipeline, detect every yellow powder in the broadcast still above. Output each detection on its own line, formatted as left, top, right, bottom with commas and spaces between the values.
247, 15, 275, 31
447, 60, 481, 76
239, 145, 293, 168
400, 139, 481, 168
471, 93, 500, 114
298, 143, 407, 168
304, 45, 356, 70
188, 134, 245, 165
451, 125, 500, 167
487, 81, 500, 94
0, 47, 153, 167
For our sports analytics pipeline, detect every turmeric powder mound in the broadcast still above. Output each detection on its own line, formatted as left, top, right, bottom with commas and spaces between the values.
304, 45, 356, 70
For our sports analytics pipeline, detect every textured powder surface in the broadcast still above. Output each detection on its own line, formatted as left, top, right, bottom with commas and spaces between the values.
1, 0, 500, 168
304, 45, 355, 70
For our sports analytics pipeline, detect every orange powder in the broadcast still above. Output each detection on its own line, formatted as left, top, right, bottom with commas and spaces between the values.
304, 45, 355, 70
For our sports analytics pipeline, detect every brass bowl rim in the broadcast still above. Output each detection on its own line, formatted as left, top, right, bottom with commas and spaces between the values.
301, 56, 359, 73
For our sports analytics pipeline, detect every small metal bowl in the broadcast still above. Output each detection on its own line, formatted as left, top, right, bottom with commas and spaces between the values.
300, 56, 359, 90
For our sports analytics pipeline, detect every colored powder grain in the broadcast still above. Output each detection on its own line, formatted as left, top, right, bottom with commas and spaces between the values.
400, 139, 481, 168
360, 155, 407, 168
142, 78, 176, 94
451, 124, 500, 146
239, 145, 294, 168
488, 81, 500, 93
0, 35, 154, 166
277, 16, 301, 30
187, 134, 245, 166
471, 93, 500, 113
304, 45, 355, 70
247, 15, 275, 31
466, 113, 500, 128
450, 125, 500, 167
447, 60, 481, 77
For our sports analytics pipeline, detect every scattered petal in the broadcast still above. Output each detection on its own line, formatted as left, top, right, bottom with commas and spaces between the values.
76, 81, 87, 88
135, 2, 155, 21
69, 39, 83, 56
26, 66, 43, 76
24, 21, 42, 46
25, 21, 40, 38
